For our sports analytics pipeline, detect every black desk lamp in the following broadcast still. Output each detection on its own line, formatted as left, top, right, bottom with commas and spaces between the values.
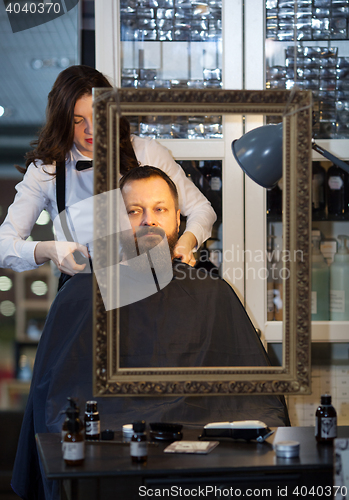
231, 122, 349, 188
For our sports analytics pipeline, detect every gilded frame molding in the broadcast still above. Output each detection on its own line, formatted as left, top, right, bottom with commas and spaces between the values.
93, 88, 312, 397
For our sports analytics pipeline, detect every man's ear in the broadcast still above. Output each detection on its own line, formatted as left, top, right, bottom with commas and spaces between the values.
176, 210, 180, 232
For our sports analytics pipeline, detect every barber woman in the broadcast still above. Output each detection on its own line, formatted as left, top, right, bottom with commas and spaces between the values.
0, 65, 216, 282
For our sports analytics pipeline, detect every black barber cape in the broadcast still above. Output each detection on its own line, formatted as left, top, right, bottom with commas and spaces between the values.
121, 263, 270, 368
12, 262, 289, 500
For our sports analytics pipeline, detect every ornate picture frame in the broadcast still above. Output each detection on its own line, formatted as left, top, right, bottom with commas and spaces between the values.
93, 88, 312, 396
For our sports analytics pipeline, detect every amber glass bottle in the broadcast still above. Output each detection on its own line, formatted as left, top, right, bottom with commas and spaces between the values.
130, 421, 148, 464
84, 401, 100, 441
61, 398, 79, 447
63, 404, 85, 465
315, 394, 337, 443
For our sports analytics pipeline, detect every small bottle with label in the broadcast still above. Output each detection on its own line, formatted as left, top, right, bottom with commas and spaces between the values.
61, 397, 79, 449
209, 164, 222, 192
63, 401, 85, 465
315, 394, 337, 443
266, 233, 276, 321
130, 420, 148, 464
330, 235, 349, 321
84, 401, 100, 441
311, 231, 330, 320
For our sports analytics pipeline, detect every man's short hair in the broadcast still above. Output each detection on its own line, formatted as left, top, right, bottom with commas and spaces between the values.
119, 166, 179, 210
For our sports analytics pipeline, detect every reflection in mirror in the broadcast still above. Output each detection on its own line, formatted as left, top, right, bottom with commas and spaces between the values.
93, 88, 312, 397
267, 199, 284, 324
177, 160, 222, 275
126, 115, 223, 140
115, 164, 278, 371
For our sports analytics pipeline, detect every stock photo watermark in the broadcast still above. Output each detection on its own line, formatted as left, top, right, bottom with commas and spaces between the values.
52, 189, 304, 311
4, 0, 79, 33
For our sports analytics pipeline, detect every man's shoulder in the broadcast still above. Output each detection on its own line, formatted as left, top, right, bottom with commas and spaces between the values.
172, 260, 228, 292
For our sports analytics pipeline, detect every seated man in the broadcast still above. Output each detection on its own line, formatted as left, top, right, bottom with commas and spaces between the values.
118, 167, 275, 369
12, 166, 289, 500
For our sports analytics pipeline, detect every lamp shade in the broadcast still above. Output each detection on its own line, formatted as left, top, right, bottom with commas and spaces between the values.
231, 123, 283, 189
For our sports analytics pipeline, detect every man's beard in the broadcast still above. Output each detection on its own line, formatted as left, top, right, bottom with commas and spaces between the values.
119, 226, 178, 273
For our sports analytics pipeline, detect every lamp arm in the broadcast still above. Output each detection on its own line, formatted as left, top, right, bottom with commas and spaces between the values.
312, 141, 349, 174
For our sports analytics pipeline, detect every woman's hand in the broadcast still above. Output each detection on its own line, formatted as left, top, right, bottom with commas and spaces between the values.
173, 232, 197, 266
34, 241, 90, 275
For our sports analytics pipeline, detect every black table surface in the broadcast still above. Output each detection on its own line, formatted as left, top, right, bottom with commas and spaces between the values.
36, 426, 349, 480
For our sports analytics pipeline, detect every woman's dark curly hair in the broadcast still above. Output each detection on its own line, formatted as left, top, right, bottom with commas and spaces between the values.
19, 66, 138, 179
20, 65, 139, 176
20, 65, 112, 175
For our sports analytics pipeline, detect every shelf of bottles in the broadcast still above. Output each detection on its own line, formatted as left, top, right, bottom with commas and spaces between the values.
266, 0, 349, 139
120, 0, 222, 140
266, 157, 349, 320
266, 159, 349, 324
265, 1, 349, 325
311, 159, 349, 323
177, 159, 222, 273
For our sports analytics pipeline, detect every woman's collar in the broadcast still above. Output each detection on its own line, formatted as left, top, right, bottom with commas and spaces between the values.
71, 143, 93, 162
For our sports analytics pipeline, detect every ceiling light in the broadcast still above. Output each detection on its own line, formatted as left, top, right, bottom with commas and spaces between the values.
31, 59, 43, 70
0, 276, 13, 292
31, 280, 48, 296
0, 300, 16, 317
60, 57, 70, 68
0, 106, 12, 118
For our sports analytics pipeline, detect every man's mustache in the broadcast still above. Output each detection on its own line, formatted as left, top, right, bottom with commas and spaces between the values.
135, 226, 166, 239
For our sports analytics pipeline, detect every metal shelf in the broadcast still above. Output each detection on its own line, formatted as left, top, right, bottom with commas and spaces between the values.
264, 320, 349, 343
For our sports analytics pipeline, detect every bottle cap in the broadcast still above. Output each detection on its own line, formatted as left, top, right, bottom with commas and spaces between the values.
321, 394, 332, 405
274, 440, 300, 458
85, 401, 98, 413
122, 424, 134, 438
133, 420, 146, 433
66, 397, 80, 418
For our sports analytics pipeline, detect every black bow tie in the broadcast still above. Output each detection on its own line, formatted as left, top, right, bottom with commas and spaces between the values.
76, 160, 93, 171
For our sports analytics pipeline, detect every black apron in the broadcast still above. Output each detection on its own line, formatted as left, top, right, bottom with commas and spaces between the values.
55, 160, 91, 290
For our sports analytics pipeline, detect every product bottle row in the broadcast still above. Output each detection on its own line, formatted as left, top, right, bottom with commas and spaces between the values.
267, 160, 349, 221
312, 230, 349, 320
266, 224, 349, 322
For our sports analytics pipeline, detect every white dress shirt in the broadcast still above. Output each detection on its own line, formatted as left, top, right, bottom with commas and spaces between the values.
0, 137, 216, 272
